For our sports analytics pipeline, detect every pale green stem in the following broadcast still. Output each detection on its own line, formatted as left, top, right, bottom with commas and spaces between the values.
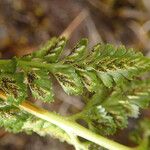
67, 133, 89, 150
17, 60, 69, 72
19, 101, 136, 150
0, 90, 136, 150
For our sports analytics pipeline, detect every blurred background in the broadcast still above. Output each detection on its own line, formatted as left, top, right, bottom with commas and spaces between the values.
0, 0, 150, 150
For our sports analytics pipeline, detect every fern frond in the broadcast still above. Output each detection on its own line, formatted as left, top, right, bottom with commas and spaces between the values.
27, 37, 150, 97
0, 37, 150, 150
73, 78, 150, 136
0, 73, 27, 104
67, 43, 150, 88
27, 70, 54, 102
0, 37, 150, 104
32, 37, 66, 63
0, 99, 71, 143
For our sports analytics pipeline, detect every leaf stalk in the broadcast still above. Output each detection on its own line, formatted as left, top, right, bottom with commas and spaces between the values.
0, 91, 136, 150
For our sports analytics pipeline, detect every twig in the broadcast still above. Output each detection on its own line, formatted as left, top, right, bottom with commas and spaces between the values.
60, 9, 89, 39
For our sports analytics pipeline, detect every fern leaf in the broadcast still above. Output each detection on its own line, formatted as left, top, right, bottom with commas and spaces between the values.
78, 70, 99, 92
65, 39, 88, 63
54, 67, 83, 95
27, 70, 54, 102
44, 37, 66, 62
85, 44, 150, 87
30, 38, 150, 94
0, 59, 16, 73
32, 37, 57, 58
1, 37, 150, 150
0, 100, 71, 143
0, 102, 29, 133
77, 78, 150, 136
1, 37, 150, 106
0, 73, 27, 105
33, 37, 66, 63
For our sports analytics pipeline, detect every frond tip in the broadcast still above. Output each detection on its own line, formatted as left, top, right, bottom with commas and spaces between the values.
55, 38, 150, 93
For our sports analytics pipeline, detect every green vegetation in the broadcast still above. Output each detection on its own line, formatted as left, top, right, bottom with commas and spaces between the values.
0, 37, 150, 150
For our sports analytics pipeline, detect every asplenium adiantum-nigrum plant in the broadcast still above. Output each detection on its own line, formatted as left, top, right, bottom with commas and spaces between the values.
0, 37, 150, 150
